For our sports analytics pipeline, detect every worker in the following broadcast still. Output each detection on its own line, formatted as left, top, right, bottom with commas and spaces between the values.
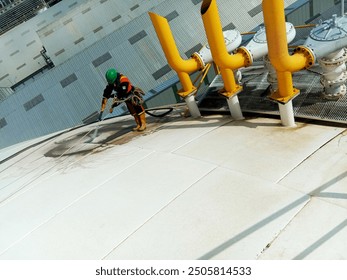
99, 68, 146, 131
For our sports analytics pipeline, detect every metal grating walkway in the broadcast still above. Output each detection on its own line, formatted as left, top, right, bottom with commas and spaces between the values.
198, 68, 347, 124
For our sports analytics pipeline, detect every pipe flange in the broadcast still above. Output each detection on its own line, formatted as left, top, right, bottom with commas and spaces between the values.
237, 46, 253, 67
191, 52, 205, 70
320, 71, 347, 86
177, 87, 197, 98
319, 48, 347, 66
322, 84, 346, 100
268, 87, 300, 104
293, 46, 315, 68
218, 85, 243, 98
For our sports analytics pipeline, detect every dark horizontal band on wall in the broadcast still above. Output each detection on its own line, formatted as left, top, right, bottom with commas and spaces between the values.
60, 73, 78, 88
128, 30, 147, 45
152, 64, 172, 80
92, 52, 112, 67
248, 4, 262, 17
0, 118, 7, 129
23, 94, 44, 111
191, 0, 202, 5
165, 10, 179, 22
185, 43, 203, 58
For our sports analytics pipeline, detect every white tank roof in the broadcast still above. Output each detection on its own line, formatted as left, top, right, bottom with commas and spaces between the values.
1, 110, 346, 260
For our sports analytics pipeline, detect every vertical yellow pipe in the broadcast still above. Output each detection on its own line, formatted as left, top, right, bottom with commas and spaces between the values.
177, 72, 194, 95
201, 0, 252, 97
219, 68, 240, 96
262, 0, 314, 102
149, 12, 201, 97
276, 71, 299, 103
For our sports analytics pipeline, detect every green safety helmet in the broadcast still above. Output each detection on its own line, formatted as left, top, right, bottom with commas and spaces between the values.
105, 68, 118, 84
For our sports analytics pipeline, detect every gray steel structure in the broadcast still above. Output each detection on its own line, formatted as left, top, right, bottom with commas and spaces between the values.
0, 0, 335, 149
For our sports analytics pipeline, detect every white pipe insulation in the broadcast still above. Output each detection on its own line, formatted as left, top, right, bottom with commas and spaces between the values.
193, 22, 296, 90
194, 29, 242, 67
194, 22, 296, 67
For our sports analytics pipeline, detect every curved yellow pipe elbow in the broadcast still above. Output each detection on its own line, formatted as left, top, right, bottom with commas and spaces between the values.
262, 0, 315, 102
149, 12, 199, 96
200, 0, 251, 97
263, 0, 314, 72
201, 0, 250, 70
149, 12, 200, 73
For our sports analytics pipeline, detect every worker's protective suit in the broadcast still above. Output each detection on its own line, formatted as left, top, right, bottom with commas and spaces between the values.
100, 69, 146, 131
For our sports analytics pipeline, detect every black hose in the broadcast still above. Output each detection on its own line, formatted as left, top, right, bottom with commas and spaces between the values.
145, 107, 174, 117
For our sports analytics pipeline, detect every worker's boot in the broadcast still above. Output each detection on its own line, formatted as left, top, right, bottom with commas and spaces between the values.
132, 114, 141, 131
137, 112, 146, 131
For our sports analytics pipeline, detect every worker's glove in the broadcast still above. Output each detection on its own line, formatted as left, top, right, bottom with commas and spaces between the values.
97, 111, 103, 121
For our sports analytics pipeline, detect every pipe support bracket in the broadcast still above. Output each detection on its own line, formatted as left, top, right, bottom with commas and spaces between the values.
269, 87, 300, 104
218, 85, 243, 98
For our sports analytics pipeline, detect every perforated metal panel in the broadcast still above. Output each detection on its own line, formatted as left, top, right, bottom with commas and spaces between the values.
199, 70, 347, 124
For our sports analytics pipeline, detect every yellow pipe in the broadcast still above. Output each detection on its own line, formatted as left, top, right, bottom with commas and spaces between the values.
262, 0, 314, 102
263, 0, 309, 72
149, 12, 200, 97
201, 0, 252, 97
272, 71, 300, 103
